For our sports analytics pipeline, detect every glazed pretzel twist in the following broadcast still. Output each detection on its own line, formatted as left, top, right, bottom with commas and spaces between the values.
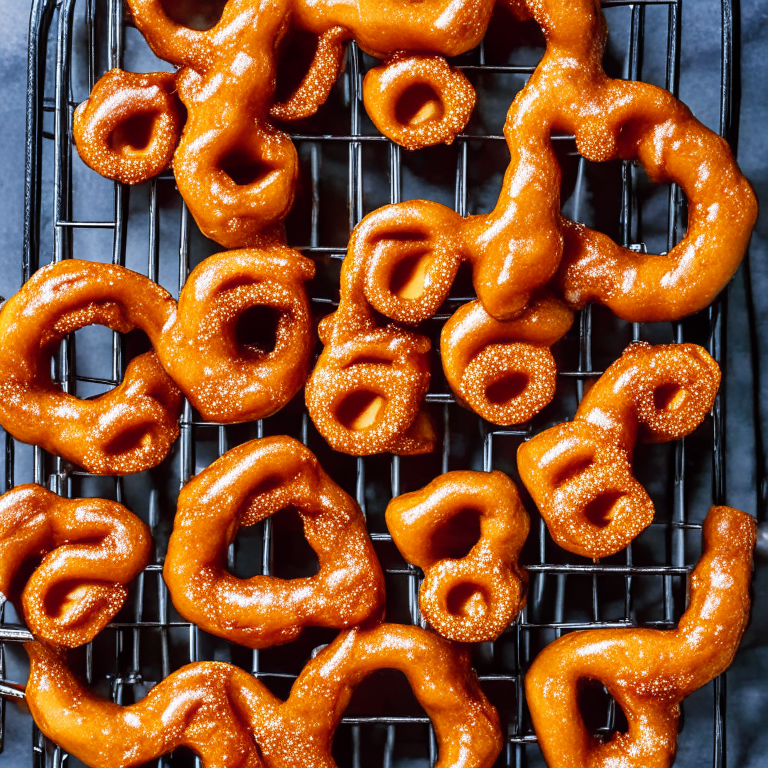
73, 0, 493, 247
517, 342, 721, 558
348, 0, 757, 324
386, 470, 529, 642
526, 505, 756, 768
306, 202, 573, 455
0, 484, 150, 648
164, 435, 385, 648
0, 253, 313, 472
26, 623, 503, 768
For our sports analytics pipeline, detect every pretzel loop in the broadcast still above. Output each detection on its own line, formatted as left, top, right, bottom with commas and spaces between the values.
517, 342, 721, 557
0, 484, 150, 647
164, 436, 385, 648
526, 505, 756, 768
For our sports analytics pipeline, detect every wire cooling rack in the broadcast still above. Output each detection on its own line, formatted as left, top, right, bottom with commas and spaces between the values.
0, 0, 744, 766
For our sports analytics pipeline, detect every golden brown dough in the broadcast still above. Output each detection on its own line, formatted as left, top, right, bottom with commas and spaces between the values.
164, 435, 385, 648
386, 470, 529, 642
526, 505, 756, 768
26, 622, 502, 768
0, 484, 150, 647
517, 342, 721, 558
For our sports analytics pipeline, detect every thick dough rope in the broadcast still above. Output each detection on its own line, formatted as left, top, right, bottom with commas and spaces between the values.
0, 254, 314, 473
347, 0, 757, 323
525, 505, 756, 768
25, 623, 503, 768
386, 470, 529, 642
306, 202, 572, 455
0, 484, 150, 647
73, 0, 493, 247
517, 342, 721, 558
164, 435, 385, 648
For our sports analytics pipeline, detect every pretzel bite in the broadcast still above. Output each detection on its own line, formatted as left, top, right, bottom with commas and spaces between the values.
517, 342, 721, 558
0, 484, 150, 647
526, 505, 756, 768
0, 260, 181, 475
386, 470, 529, 642
26, 623, 502, 768
164, 435, 385, 648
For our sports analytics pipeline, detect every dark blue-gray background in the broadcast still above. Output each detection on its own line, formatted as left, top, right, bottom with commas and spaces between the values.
0, 0, 766, 766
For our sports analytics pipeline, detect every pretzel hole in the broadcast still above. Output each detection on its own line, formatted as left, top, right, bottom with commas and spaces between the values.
159, 0, 227, 30
337, 391, 386, 431
274, 29, 322, 106
390, 250, 431, 300
395, 83, 445, 127
485, 371, 529, 405
583, 491, 626, 529
653, 382, 686, 411
446, 582, 490, 619
577, 679, 629, 739
235, 305, 280, 356
104, 423, 155, 457
44, 581, 108, 626
428, 507, 482, 561
220, 149, 272, 187
110, 112, 157, 153
552, 456, 594, 488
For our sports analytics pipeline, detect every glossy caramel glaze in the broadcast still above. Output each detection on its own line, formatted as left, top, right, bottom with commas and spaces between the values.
386, 471, 529, 642
441, 294, 573, 425
517, 342, 721, 558
363, 54, 476, 150
347, 0, 757, 323
164, 436, 385, 648
73, 69, 183, 185
71, 0, 496, 247
526, 505, 756, 768
0, 484, 150, 647
26, 623, 502, 768
0, 260, 182, 475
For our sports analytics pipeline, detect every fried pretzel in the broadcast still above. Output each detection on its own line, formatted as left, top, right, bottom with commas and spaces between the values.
26, 622, 502, 768
164, 435, 385, 648
0, 484, 150, 647
72, 0, 494, 247
517, 342, 721, 558
386, 470, 530, 642
348, 0, 757, 323
525, 505, 756, 768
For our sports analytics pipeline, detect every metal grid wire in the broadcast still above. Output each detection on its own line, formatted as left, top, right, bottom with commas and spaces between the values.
0, 0, 740, 766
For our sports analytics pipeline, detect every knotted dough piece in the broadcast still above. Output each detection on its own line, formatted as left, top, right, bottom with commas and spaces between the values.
517, 342, 721, 558
386, 470, 529, 642
25, 622, 502, 768
526, 505, 756, 768
0, 484, 150, 647
164, 435, 385, 648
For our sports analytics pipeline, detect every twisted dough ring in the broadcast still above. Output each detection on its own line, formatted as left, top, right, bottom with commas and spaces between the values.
347, 0, 757, 323
306, 202, 573, 454
386, 470, 530, 642
517, 342, 721, 558
526, 505, 756, 768
73, 0, 492, 248
26, 623, 502, 768
0, 484, 150, 648
0, 260, 182, 475
164, 435, 385, 648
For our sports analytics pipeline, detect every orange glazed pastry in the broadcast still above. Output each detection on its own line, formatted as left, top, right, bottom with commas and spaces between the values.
517, 342, 721, 558
386, 470, 529, 642
526, 505, 756, 768
25, 623, 502, 768
73, 69, 184, 185
69, 0, 496, 247
0, 484, 150, 647
348, 0, 757, 323
441, 294, 573, 425
0, 260, 182, 475
164, 436, 385, 648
